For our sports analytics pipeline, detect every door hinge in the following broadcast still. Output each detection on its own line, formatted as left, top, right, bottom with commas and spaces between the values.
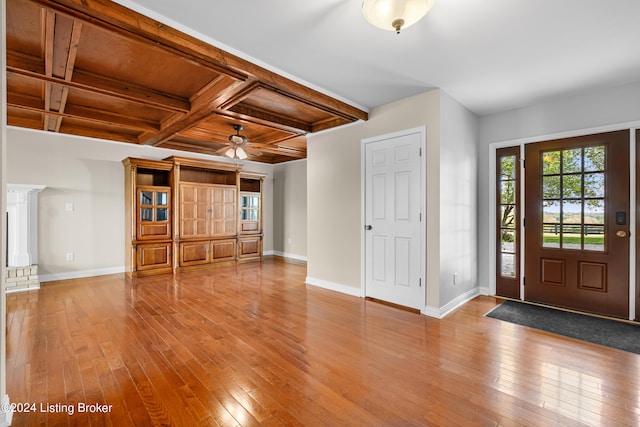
419, 147, 422, 156
419, 212, 422, 222
523, 218, 525, 227
523, 277, 525, 286
419, 278, 422, 287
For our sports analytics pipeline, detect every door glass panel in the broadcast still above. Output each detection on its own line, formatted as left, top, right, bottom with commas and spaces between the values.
542, 151, 561, 174
562, 175, 582, 199
500, 205, 515, 229
543, 201, 560, 223
585, 199, 604, 224
156, 208, 168, 222
543, 176, 560, 199
540, 145, 606, 251
562, 224, 582, 250
501, 156, 516, 179
584, 225, 605, 251
140, 208, 153, 221
563, 149, 582, 173
584, 173, 605, 198
501, 253, 515, 277
500, 181, 515, 204
140, 191, 153, 206
584, 146, 605, 171
156, 192, 168, 206
501, 230, 515, 252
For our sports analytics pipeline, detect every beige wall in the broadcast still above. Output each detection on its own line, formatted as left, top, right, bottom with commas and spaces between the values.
273, 160, 307, 260
307, 89, 443, 306
307, 89, 479, 313
6, 127, 275, 280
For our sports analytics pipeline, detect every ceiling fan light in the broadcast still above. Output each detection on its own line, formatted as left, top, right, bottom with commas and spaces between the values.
362, 0, 435, 33
224, 147, 236, 158
235, 146, 248, 160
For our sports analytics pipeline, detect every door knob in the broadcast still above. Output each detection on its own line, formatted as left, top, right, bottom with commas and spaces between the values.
616, 230, 627, 238
364, 225, 372, 230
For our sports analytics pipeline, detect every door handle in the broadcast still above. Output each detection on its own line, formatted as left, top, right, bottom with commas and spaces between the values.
364, 225, 372, 231
616, 230, 628, 238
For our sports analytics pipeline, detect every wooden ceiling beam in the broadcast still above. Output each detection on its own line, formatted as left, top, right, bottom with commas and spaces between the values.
43, 12, 83, 132
140, 77, 256, 147
7, 63, 191, 113
27, 0, 368, 122
8, 95, 160, 132
27, 0, 249, 81
227, 104, 313, 134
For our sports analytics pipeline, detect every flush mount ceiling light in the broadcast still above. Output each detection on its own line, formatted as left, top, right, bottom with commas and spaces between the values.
362, 0, 435, 34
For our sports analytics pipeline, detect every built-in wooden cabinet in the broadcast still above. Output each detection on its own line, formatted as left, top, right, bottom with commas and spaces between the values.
237, 173, 265, 262
123, 156, 264, 276
123, 158, 174, 276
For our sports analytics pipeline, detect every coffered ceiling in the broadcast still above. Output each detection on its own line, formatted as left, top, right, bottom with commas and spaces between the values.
6, 0, 369, 163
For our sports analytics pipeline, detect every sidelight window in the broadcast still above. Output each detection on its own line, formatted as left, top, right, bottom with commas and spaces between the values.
498, 153, 518, 277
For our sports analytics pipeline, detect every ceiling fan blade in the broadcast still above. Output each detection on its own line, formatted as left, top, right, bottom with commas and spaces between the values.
215, 145, 233, 155
244, 146, 263, 156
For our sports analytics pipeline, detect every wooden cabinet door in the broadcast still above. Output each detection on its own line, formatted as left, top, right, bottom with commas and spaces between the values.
239, 192, 261, 233
238, 236, 262, 260
211, 186, 236, 236
137, 242, 172, 272
179, 241, 210, 266
137, 186, 171, 240
211, 239, 237, 262
180, 184, 209, 238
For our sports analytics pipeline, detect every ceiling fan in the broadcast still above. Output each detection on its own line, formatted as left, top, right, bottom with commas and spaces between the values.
216, 124, 264, 160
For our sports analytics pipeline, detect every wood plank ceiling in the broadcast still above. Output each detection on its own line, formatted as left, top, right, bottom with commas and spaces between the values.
6, 0, 369, 163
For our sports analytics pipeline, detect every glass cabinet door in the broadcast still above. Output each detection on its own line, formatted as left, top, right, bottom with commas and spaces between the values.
239, 193, 260, 233
240, 194, 260, 221
137, 186, 171, 239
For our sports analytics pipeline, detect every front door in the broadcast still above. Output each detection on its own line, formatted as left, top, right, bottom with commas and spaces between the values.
524, 130, 630, 318
364, 130, 423, 310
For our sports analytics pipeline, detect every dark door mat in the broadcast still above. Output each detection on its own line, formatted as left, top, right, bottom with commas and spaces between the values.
485, 300, 640, 354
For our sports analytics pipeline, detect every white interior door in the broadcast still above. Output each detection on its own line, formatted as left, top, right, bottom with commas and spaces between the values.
364, 130, 423, 309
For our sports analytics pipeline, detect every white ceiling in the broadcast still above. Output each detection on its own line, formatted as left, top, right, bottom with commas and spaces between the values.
115, 0, 640, 117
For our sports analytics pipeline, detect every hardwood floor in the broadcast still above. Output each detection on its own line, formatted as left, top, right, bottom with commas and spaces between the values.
6, 257, 640, 426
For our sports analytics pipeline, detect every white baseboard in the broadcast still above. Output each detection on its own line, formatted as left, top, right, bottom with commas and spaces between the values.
305, 276, 363, 298
0, 395, 13, 427
271, 251, 307, 262
6, 284, 40, 294
479, 286, 490, 296
422, 287, 480, 319
39, 266, 125, 284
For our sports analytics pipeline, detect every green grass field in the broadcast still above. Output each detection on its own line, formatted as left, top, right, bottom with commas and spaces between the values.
543, 234, 604, 245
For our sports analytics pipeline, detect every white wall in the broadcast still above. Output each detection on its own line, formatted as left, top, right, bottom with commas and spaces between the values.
273, 160, 307, 260
307, 89, 479, 314
6, 127, 275, 281
439, 92, 479, 308
477, 81, 640, 295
